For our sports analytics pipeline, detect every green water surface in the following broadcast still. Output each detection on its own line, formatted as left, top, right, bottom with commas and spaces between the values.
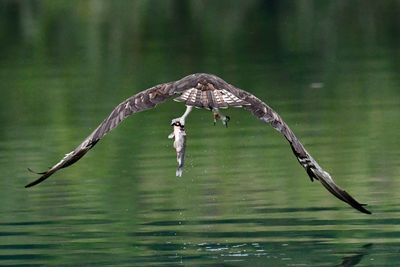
1, 1, 400, 266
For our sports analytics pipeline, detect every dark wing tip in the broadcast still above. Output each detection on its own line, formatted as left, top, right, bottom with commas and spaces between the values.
26, 163, 62, 188
307, 167, 371, 214
25, 173, 51, 188
340, 189, 372, 214
25, 142, 93, 188
318, 176, 372, 215
26, 168, 56, 188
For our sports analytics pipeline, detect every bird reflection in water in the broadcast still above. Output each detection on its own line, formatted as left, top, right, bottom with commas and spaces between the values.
338, 243, 373, 267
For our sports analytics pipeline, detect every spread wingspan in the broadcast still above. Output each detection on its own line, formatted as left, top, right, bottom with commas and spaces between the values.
25, 73, 372, 214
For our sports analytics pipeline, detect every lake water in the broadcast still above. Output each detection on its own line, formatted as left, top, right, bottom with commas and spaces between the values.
1, 1, 400, 266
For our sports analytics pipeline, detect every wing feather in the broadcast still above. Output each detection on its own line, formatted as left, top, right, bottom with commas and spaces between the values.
217, 81, 371, 214
25, 72, 371, 215
25, 75, 199, 188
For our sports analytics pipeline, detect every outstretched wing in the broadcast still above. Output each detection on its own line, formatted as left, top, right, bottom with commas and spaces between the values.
217, 80, 371, 214
25, 75, 200, 188
25, 72, 371, 214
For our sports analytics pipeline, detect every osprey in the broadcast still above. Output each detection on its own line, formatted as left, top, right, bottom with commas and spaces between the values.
26, 73, 371, 214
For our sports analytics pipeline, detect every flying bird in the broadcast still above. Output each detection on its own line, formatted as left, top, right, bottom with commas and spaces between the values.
25, 73, 371, 214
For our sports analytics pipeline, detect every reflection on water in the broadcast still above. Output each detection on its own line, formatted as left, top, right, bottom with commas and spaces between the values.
338, 244, 373, 267
1, 1, 400, 266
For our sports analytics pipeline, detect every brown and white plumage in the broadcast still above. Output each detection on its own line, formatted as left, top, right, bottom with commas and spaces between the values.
25, 73, 371, 214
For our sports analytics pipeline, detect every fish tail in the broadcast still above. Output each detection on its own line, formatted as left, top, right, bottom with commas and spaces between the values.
176, 150, 185, 177
176, 167, 183, 177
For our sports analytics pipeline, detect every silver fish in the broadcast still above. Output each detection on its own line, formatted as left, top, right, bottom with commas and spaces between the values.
168, 121, 187, 177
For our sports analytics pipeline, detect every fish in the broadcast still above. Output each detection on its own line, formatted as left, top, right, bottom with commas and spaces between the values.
168, 121, 187, 177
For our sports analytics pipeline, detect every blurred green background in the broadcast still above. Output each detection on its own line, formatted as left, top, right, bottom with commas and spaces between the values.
1, 1, 399, 266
